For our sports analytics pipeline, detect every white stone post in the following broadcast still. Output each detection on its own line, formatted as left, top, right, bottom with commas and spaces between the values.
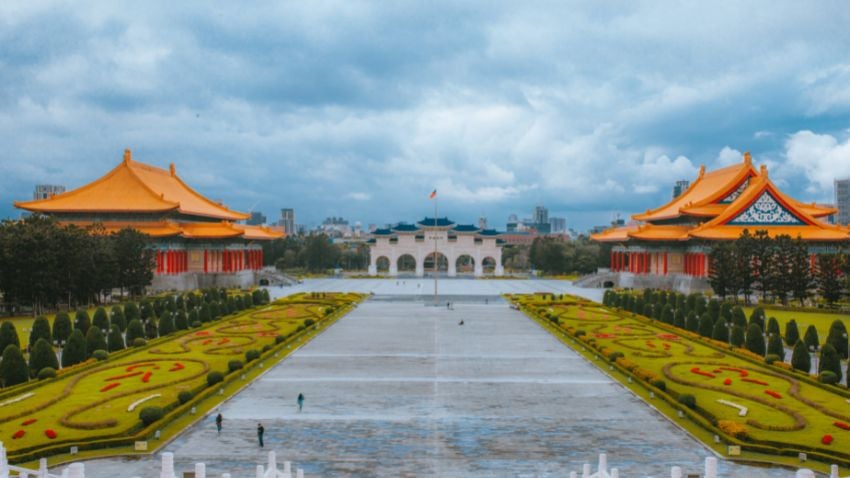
569, 472, 577, 478
222, 474, 230, 478
611, 468, 619, 478
267, 451, 277, 474
283, 460, 292, 478
296, 469, 303, 478
38, 458, 49, 478
194, 463, 206, 478
389, 260, 398, 276
160, 452, 175, 478
598, 453, 607, 474
67, 463, 85, 478
448, 256, 457, 277
256, 465, 264, 478
415, 253, 425, 277
670, 465, 682, 478
830, 464, 839, 478
0, 441, 8, 477
796, 470, 815, 478
704, 457, 717, 478
581, 463, 591, 478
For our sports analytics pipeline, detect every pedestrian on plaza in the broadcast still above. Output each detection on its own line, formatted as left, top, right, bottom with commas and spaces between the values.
215, 413, 223, 435
297, 392, 305, 412
458, 319, 464, 326
257, 423, 265, 448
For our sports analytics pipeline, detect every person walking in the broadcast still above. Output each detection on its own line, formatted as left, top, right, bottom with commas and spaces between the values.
297, 393, 305, 412
215, 413, 223, 435
257, 423, 265, 448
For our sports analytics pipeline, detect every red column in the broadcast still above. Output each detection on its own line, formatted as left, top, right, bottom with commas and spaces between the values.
684, 253, 689, 275
663, 251, 668, 276
701, 253, 706, 277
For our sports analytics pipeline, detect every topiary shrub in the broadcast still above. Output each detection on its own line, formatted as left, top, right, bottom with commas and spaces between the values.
139, 406, 164, 426
228, 360, 244, 373
37, 367, 57, 380
296, 325, 305, 332
262, 344, 272, 353
191, 321, 202, 329
574, 330, 586, 338
765, 354, 781, 365
678, 394, 696, 409
207, 371, 224, 386
178, 391, 194, 404
91, 349, 108, 361
274, 335, 285, 344
132, 337, 147, 347
651, 379, 666, 391
304, 318, 315, 327
608, 351, 624, 362
245, 350, 260, 362
819, 371, 839, 385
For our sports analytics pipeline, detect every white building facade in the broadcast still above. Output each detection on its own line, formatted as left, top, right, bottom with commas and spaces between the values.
367, 218, 505, 277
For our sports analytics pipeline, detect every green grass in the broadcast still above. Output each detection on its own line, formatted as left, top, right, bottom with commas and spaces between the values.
0, 292, 365, 463
511, 294, 850, 474
742, 307, 849, 345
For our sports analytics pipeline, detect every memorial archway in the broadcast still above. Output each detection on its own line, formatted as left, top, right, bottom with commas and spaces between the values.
423, 252, 448, 273
482, 256, 497, 275
455, 254, 475, 274
375, 256, 390, 273
397, 254, 416, 273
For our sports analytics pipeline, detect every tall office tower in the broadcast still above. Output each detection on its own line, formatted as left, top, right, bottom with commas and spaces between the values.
279, 208, 296, 235
672, 180, 690, 199
836, 179, 850, 225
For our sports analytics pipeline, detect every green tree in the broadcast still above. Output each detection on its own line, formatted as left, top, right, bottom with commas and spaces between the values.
303, 234, 340, 272
767, 334, 785, 361
158, 312, 175, 337
660, 305, 674, 325
731, 306, 747, 328
698, 313, 714, 338
731, 326, 746, 347
789, 236, 813, 306
107, 324, 125, 352
61, 329, 87, 368
110, 305, 126, 332
28, 338, 59, 375
144, 316, 158, 339
113, 228, 156, 297
174, 309, 189, 330
125, 319, 145, 344
817, 254, 843, 305
746, 323, 766, 356
784, 319, 800, 347
0, 322, 21, 355
719, 302, 733, 324
751, 230, 774, 302
749, 307, 765, 331
734, 229, 756, 303
685, 312, 699, 333
803, 325, 820, 352
791, 340, 811, 373
187, 309, 199, 326
74, 309, 91, 335
85, 327, 107, 357
708, 242, 737, 299
707, 299, 720, 323
818, 343, 842, 383
766, 317, 780, 337
28, 316, 52, 351
0, 345, 29, 387
92, 307, 109, 332
52, 312, 72, 344
140, 300, 154, 321
124, 302, 140, 322
673, 308, 686, 329
712, 317, 729, 343
769, 234, 795, 304
825, 320, 849, 360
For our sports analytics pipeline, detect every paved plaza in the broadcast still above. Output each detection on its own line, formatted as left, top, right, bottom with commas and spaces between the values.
78, 280, 793, 477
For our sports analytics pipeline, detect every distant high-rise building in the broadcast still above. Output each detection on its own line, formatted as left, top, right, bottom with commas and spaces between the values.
33, 184, 65, 200
549, 217, 566, 234
836, 179, 850, 225
533, 205, 550, 234
247, 211, 267, 226
673, 180, 690, 199
506, 214, 519, 232
478, 216, 487, 229
279, 208, 296, 235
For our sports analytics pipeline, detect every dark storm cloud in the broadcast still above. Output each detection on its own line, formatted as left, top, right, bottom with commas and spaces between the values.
2, 1, 850, 230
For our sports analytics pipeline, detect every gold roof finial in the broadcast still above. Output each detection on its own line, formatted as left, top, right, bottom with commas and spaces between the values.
699, 165, 705, 177
170, 163, 176, 177
123, 149, 132, 163
760, 164, 768, 178
743, 151, 752, 165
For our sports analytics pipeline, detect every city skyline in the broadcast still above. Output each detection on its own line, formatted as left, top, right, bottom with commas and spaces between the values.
3, 3, 850, 230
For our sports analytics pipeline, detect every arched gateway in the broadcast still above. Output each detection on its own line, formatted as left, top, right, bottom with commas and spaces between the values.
367, 218, 505, 277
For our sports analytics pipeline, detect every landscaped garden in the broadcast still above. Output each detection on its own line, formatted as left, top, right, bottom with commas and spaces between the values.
0, 291, 364, 464
510, 291, 850, 472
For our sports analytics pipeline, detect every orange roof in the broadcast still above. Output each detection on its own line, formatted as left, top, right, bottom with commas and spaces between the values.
15, 149, 249, 221
52, 220, 283, 241
235, 224, 285, 240
590, 225, 638, 243
63, 221, 183, 238
633, 156, 757, 222
179, 222, 244, 239
627, 224, 692, 241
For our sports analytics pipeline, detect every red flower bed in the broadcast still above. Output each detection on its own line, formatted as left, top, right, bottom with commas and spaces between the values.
645, 342, 656, 348
217, 338, 230, 345
822, 434, 833, 445
169, 362, 185, 372
21, 418, 37, 426
12, 430, 25, 439
662, 343, 671, 350
595, 333, 616, 339
690, 367, 715, 378
126, 363, 156, 372
764, 390, 782, 399
718, 367, 748, 377
45, 429, 57, 439
835, 422, 850, 431
202, 339, 213, 345
106, 371, 144, 381
141, 371, 152, 383
742, 378, 769, 386
723, 378, 732, 386
657, 333, 679, 341
195, 331, 211, 336
100, 382, 120, 392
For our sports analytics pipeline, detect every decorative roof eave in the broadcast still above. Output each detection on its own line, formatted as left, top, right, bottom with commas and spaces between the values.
689, 225, 850, 241
627, 225, 693, 242
179, 222, 244, 239
417, 217, 455, 228
589, 226, 638, 243
236, 224, 285, 240
477, 229, 502, 236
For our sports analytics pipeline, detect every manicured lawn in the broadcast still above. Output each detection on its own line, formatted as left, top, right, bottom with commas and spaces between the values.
511, 294, 850, 471
0, 292, 364, 461
742, 307, 849, 345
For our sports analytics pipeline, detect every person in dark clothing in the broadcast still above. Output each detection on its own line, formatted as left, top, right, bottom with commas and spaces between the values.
297, 393, 305, 412
257, 423, 265, 447
458, 319, 464, 326
215, 413, 223, 435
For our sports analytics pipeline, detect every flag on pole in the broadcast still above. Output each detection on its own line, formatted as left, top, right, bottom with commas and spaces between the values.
429, 189, 437, 199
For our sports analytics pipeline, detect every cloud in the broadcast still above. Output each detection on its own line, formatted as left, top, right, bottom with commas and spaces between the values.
785, 130, 850, 192
716, 147, 743, 166
347, 192, 370, 201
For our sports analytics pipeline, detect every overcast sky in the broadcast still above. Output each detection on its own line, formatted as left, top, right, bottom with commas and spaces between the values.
2, 1, 850, 231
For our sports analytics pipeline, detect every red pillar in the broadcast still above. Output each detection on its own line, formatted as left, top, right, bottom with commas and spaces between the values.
663, 251, 668, 276
684, 253, 689, 276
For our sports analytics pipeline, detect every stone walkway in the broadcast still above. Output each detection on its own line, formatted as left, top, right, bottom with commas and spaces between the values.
75, 280, 796, 477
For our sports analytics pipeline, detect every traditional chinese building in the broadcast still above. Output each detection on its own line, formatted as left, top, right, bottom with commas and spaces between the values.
15, 149, 283, 291
590, 152, 849, 292
367, 218, 505, 277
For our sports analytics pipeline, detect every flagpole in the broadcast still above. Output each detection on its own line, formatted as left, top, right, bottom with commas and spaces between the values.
434, 194, 438, 305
